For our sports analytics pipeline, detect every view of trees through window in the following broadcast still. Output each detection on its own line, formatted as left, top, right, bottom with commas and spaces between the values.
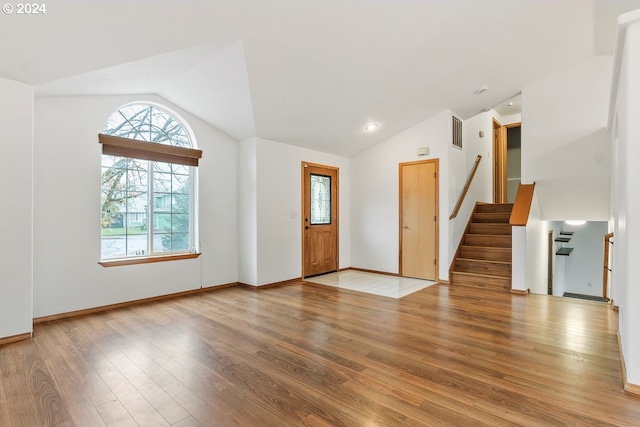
101, 104, 195, 259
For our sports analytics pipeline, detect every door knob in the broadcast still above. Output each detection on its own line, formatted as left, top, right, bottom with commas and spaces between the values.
402, 225, 409, 229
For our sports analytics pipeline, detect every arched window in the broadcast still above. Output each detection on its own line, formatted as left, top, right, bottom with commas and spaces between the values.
99, 103, 201, 261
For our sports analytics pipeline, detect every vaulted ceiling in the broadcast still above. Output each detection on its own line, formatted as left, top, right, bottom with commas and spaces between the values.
2, 0, 638, 156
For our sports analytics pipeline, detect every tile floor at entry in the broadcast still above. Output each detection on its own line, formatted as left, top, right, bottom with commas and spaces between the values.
304, 270, 437, 298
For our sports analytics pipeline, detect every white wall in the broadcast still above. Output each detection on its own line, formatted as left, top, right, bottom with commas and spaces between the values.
521, 55, 613, 221
611, 13, 640, 387
462, 111, 494, 203
0, 78, 33, 339
251, 138, 349, 286
511, 226, 526, 292
33, 94, 238, 317
351, 110, 456, 280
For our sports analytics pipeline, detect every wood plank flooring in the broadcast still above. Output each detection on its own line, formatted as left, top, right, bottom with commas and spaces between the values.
1, 282, 639, 426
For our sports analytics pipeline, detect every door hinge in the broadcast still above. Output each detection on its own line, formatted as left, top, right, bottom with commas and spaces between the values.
434, 215, 437, 221
434, 259, 437, 265
434, 172, 436, 178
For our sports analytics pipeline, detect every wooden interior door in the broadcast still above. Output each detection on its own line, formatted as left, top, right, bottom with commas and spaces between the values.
400, 160, 438, 280
493, 119, 507, 203
302, 162, 338, 278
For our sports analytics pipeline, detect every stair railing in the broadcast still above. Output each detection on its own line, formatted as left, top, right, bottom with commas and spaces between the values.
450, 155, 482, 220
509, 183, 536, 226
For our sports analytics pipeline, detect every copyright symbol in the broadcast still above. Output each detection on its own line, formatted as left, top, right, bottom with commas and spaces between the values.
2, 3, 13, 13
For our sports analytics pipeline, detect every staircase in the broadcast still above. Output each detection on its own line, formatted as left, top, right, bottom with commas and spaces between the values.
450, 203, 513, 291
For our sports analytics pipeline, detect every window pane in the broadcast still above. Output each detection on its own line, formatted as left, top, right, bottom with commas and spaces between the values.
102, 155, 127, 169
171, 233, 190, 251
153, 172, 172, 192
172, 214, 190, 233
154, 213, 171, 232
154, 235, 169, 253
172, 164, 189, 176
127, 167, 147, 189
173, 194, 189, 213
101, 235, 126, 259
154, 161, 172, 174
126, 192, 147, 235
126, 192, 147, 213
172, 174, 190, 193
127, 234, 148, 257
101, 189, 126, 209
101, 212, 124, 235
101, 165, 127, 191
154, 193, 171, 211
310, 174, 331, 225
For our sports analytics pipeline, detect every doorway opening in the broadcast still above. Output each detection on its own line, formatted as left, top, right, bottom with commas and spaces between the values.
493, 121, 521, 203
603, 232, 613, 300
547, 230, 554, 295
550, 221, 609, 301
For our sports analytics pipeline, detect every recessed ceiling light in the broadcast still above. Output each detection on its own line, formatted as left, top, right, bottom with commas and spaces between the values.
364, 123, 379, 132
477, 86, 488, 94
507, 102, 514, 107
482, 106, 492, 113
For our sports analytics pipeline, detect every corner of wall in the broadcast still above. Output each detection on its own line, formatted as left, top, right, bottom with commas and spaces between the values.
0, 77, 34, 339
237, 138, 258, 286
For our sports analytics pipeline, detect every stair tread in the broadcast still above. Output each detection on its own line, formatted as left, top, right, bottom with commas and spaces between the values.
461, 245, 511, 250
456, 257, 511, 265
464, 234, 512, 237
470, 224, 511, 227
452, 282, 511, 291
473, 214, 510, 218
452, 202, 514, 292
451, 271, 511, 279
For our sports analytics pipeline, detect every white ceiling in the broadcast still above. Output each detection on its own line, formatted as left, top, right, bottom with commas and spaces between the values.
2, 0, 639, 156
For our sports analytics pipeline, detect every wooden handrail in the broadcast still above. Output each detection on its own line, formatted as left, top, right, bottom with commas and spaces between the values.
450, 155, 482, 220
509, 183, 535, 226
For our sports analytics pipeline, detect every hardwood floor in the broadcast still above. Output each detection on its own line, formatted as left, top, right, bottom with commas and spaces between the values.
1, 282, 639, 426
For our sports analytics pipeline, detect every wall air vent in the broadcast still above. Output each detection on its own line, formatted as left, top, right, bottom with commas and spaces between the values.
452, 115, 462, 149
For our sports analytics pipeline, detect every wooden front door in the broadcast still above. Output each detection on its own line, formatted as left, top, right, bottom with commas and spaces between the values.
302, 162, 338, 278
399, 159, 438, 280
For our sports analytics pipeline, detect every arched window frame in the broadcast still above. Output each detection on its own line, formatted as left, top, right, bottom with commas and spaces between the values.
98, 103, 202, 266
